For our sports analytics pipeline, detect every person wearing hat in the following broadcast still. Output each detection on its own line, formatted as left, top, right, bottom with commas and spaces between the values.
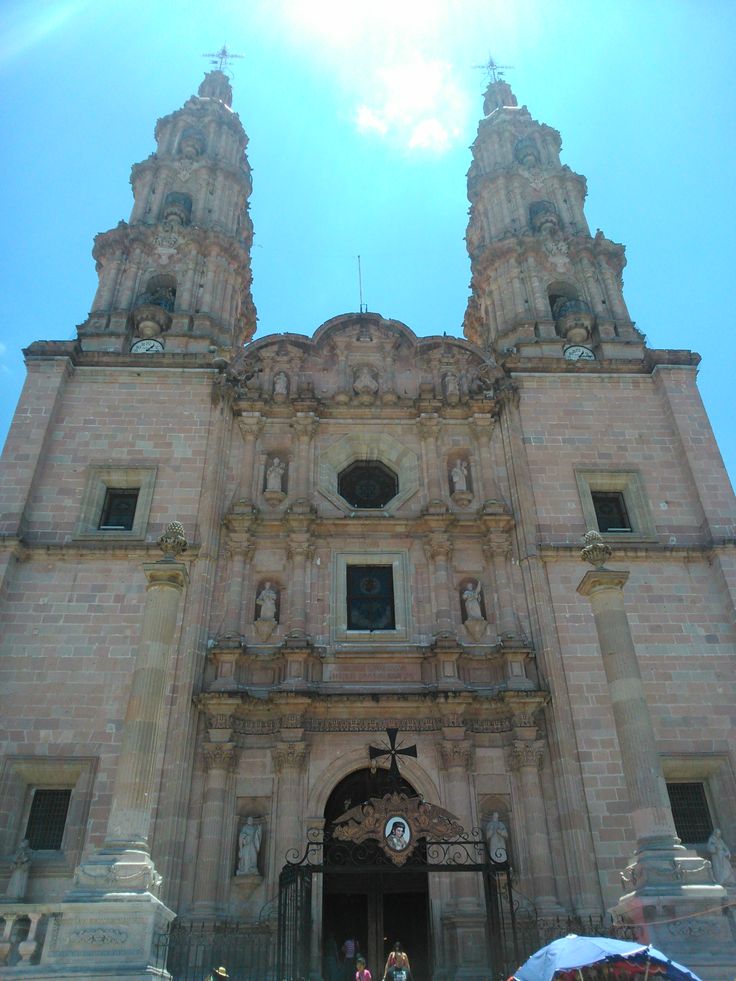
205, 967, 229, 981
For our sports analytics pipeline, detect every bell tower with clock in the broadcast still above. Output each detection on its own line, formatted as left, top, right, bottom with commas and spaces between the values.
463, 78, 644, 363
77, 67, 256, 356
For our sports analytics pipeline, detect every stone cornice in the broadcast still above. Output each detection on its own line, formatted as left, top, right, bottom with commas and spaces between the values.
538, 542, 729, 561
0, 536, 201, 561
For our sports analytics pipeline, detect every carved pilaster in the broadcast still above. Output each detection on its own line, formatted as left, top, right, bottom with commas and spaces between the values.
438, 740, 474, 772
202, 742, 237, 771
508, 739, 544, 772
272, 742, 309, 775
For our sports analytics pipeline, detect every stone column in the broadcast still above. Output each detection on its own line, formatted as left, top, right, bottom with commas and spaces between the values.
484, 528, 518, 640
290, 413, 317, 504
424, 533, 455, 638
438, 738, 486, 981
191, 740, 236, 917
269, 743, 309, 881
70, 524, 188, 895
235, 413, 263, 504
577, 532, 732, 974
418, 414, 445, 508
577, 533, 679, 851
508, 738, 560, 912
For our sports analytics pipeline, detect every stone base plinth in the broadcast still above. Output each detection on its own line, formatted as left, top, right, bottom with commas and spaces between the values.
612, 888, 736, 981
440, 904, 491, 981
38, 894, 174, 980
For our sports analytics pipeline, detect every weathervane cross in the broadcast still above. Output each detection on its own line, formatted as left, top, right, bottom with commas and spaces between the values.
202, 44, 244, 73
473, 54, 514, 84
369, 728, 418, 782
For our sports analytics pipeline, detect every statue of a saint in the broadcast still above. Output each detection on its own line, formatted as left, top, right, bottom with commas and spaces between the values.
708, 828, 735, 886
237, 817, 262, 875
462, 581, 484, 621
266, 457, 286, 493
451, 460, 468, 493
256, 582, 278, 622
485, 812, 509, 863
443, 372, 460, 402
273, 371, 289, 398
5, 838, 31, 900
353, 366, 378, 397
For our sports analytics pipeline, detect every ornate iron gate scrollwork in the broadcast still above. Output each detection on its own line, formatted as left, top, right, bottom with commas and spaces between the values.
277, 809, 518, 981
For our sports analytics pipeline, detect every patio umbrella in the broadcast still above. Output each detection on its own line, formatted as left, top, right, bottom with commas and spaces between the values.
510, 934, 701, 981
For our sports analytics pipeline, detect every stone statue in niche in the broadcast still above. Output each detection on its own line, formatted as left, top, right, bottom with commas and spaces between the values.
462, 580, 488, 642
264, 457, 287, 506
450, 459, 473, 508
255, 582, 278, 642
485, 812, 509, 864
5, 839, 31, 900
443, 371, 460, 405
708, 829, 735, 886
273, 371, 289, 402
353, 365, 379, 401
236, 816, 263, 876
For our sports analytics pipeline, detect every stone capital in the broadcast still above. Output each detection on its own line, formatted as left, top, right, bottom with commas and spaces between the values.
418, 412, 441, 437
577, 568, 630, 599
272, 741, 309, 774
508, 739, 545, 772
202, 741, 236, 771
424, 535, 453, 562
291, 413, 318, 439
143, 561, 188, 591
438, 739, 474, 772
236, 413, 264, 440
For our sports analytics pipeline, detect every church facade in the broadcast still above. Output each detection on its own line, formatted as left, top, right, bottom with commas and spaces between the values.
1, 70, 735, 980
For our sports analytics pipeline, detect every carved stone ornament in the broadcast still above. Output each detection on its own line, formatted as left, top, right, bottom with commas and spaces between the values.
157, 521, 188, 560
333, 792, 463, 867
580, 529, 612, 569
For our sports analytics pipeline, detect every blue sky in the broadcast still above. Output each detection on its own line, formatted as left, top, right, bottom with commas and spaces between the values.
1, 0, 734, 487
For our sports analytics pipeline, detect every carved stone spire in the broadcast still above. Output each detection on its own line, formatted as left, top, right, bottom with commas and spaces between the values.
78, 71, 256, 355
463, 84, 643, 361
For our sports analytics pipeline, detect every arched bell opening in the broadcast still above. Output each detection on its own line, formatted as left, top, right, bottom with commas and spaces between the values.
322, 768, 430, 981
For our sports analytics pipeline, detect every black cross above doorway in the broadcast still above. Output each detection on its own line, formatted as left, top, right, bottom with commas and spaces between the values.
368, 728, 417, 784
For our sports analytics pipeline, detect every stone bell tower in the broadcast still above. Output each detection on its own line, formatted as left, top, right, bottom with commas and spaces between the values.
464, 79, 643, 361
78, 69, 256, 355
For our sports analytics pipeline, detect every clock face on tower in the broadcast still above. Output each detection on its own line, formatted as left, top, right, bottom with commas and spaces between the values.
130, 338, 164, 354
563, 345, 595, 361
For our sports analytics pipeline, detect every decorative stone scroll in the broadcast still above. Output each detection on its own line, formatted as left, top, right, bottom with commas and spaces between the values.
333, 792, 463, 867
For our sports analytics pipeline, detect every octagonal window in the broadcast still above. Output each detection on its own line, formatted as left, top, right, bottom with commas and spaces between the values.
338, 460, 398, 509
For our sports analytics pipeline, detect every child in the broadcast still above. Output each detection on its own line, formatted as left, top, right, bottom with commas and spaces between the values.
355, 956, 372, 981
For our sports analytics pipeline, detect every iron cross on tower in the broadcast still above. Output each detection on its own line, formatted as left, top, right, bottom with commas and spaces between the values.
202, 45, 244, 73
369, 728, 417, 783
473, 54, 514, 84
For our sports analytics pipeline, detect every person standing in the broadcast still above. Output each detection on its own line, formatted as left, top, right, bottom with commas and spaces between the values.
342, 935, 360, 981
355, 955, 372, 981
383, 941, 411, 981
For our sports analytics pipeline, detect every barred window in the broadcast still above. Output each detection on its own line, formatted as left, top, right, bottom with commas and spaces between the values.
666, 782, 713, 843
25, 788, 72, 850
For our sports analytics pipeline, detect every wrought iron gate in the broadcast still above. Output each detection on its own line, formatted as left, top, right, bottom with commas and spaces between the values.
277, 824, 518, 981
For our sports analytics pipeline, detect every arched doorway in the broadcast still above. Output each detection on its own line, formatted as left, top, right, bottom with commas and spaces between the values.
322, 768, 430, 981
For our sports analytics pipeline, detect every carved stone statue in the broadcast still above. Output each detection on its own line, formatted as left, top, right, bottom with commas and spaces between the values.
462, 580, 487, 641
273, 371, 289, 399
462, 581, 484, 621
353, 366, 378, 398
708, 828, 735, 886
256, 583, 277, 622
450, 460, 468, 494
237, 816, 262, 876
5, 839, 31, 900
485, 812, 509, 864
266, 457, 286, 493
443, 372, 460, 404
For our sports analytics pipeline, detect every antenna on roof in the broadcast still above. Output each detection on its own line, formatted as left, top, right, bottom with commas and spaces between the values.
202, 44, 244, 76
357, 255, 368, 314
472, 53, 514, 84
